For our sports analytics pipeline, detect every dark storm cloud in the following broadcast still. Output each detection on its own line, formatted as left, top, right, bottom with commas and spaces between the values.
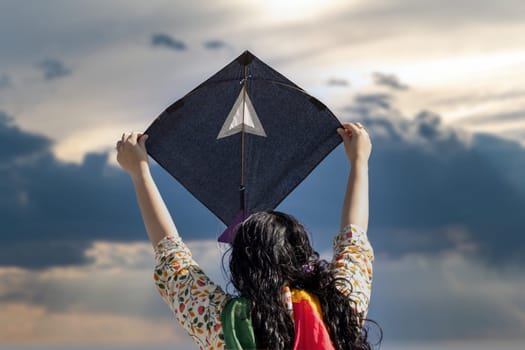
35, 58, 72, 80
151, 33, 187, 51
372, 72, 409, 90
333, 93, 525, 267
0, 111, 51, 163
0, 240, 93, 269
0, 115, 220, 269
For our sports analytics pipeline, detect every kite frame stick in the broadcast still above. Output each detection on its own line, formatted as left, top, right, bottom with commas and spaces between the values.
239, 64, 248, 218
241, 65, 247, 188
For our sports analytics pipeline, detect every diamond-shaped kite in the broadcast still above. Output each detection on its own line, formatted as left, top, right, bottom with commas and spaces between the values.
144, 50, 343, 242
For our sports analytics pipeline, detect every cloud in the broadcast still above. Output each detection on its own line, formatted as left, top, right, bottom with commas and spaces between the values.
451, 111, 525, 148
0, 111, 524, 344
455, 109, 525, 125
0, 73, 12, 89
2, 93, 525, 270
0, 239, 225, 346
0, 301, 190, 346
335, 91, 525, 267
368, 252, 525, 341
0, 111, 51, 166
203, 39, 230, 50
331, 0, 525, 28
0, 1, 524, 346
1, 110, 13, 124
372, 72, 409, 90
353, 93, 394, 110
504, 128, 525, 142
151, 33, 187, 51
35, 58, 72, 80
0, 115, 222, 268
0, 239, 227, 315
327, 77, 350, 87
344, 93, 471, 147
431, 89, 525, 107
1, 237, 524, 345
414, 110, 445, 139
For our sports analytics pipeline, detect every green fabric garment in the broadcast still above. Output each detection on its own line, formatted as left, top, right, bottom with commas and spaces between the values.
221, 297, 257, 350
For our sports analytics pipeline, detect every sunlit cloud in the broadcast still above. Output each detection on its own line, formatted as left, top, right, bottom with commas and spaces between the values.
2, 238, 524, 346
52, 123, 143, 164
0, 302, 185, 346
0, 239, 226, 345
249, 0, 350, 23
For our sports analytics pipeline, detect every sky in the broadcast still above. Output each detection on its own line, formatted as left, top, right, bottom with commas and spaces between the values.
1, 0, 525, 349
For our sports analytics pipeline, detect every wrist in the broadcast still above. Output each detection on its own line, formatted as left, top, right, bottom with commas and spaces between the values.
130, 162, 151, 181
350, 157, 369, 170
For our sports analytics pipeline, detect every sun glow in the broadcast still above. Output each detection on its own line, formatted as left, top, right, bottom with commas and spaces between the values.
254, 0, 345, 22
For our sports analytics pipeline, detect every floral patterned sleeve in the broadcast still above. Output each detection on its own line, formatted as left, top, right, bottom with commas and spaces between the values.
332, 223, 374, 324
153, 235, 229, 350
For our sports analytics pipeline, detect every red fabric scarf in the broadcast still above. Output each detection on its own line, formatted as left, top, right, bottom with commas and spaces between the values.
290, 289, 335, 350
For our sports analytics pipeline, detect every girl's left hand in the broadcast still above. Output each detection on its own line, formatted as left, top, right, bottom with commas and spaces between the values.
116, 131, 149, 176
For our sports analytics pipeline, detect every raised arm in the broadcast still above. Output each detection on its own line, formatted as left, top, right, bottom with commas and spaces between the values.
117, 132, 229, 349
336, 122, 372, 232
116, 131, 178, 247
333, 122, 373, 321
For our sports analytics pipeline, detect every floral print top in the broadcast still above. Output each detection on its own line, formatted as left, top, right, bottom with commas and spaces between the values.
153, 223, 374, 350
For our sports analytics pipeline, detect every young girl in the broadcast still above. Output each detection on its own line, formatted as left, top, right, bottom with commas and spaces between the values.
116, 121, 375, 350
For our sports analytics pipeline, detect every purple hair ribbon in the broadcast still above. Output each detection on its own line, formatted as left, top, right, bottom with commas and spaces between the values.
218, 209, 245, 243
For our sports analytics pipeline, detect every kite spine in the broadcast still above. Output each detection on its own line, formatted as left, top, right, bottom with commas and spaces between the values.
240, 63, 247, 215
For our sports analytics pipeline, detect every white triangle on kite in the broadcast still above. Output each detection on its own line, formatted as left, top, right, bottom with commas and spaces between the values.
217, 85, 267, 139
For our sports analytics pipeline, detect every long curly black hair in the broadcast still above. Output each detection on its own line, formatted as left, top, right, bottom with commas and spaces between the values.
228, 210, 381, 350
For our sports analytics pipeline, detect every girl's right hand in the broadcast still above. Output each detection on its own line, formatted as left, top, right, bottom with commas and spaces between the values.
116, 131, 150, 176
336, 122, 372, 164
